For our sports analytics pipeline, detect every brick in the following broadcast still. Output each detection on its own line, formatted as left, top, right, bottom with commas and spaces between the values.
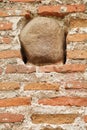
55, 64, 86, 73
9, 0, 40, 2
24, 83, 59, 91
65, 81, 87, 89
84, 115, 87, 123
0, 8, 30, 17
40, 64, 86, 73
0, 68, 2, 75
67, 50, 87, 59
0, 82, 20, 91
70, 19, 87, 28
0, 22, 12, 30
0, 50, 21, 59
6, 64, 36, 74
42, 127, 63, 130
38, 5, 85, 17
0, 97, 31, 107
31, 114, 78, 124
67, 34, 87, 42
39, 65, 56, 73
0, 113, 24, 123
38, 97, 87, 106
0, 36, 12, 44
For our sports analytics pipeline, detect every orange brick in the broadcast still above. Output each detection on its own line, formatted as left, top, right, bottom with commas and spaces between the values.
65, 81, 87, 89
0, 97, 31, 107
0, 113, 24, 123
84, 115, 87, 123
0, 22, 12, 30
38, 5, 85, 17
24, 83, 59, 91
6, 64, 36, 74
38, 97, 87, 106
40, 64, 86, 73
9, 0, 40, 2
70, 19, 87, 28
0, 36, 12, 44
0, 82, 20, 91
0, 8, 30, 17
0, 50, 21, 59
31, 114, 78, 124
67, 34, 87, 42
67, 50, 87, 59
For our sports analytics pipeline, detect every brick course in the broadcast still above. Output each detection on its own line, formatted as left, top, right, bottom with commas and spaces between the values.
0, 97, 31, 107
0, 113, 24, 123
31, 114, 78, 124
38, 5, 85, 17
6, 64, 36, 73
0, 50, 21, 59
0, 82, 20, 90
39, 97, 87, 106
0, 22, 12, 30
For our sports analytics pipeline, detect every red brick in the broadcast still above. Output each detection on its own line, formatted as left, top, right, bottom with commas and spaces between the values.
6, 64, 36, 74
0, 97, 31, 107
0, 36, 12, 44
9, 0, 40, 2
65, 81, 87, 89
0, 22, 12, 30
84, 115, 87, 123
38, 5, 85, 17
70, 19, 87, 28
0, 113, 24, 123
67, 50, 87, 59
39, 64, 86, 73
0, 82, 20, 91
38, 97, 87, 106
31, 114, 78, 124
67, 34, 87, 42
0, 8, 30, 17
0, 50, 21, 59
24, 83, 59, 91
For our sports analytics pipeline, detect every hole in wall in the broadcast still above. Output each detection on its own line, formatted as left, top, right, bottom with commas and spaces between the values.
19, 17, 67, 66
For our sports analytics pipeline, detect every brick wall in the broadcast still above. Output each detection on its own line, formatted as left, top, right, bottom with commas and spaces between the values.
0, 0, 87, 130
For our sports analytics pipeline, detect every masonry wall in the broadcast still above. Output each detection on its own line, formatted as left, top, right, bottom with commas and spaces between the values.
0, 0, 87, 130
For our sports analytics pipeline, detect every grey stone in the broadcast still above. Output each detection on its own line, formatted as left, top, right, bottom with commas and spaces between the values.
20, 17, 65, 65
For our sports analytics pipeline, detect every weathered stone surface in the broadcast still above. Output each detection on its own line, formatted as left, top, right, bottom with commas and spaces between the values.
20, 17, 65, 65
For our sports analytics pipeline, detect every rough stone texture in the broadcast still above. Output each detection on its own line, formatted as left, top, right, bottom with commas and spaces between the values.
20, 17, 65, 65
